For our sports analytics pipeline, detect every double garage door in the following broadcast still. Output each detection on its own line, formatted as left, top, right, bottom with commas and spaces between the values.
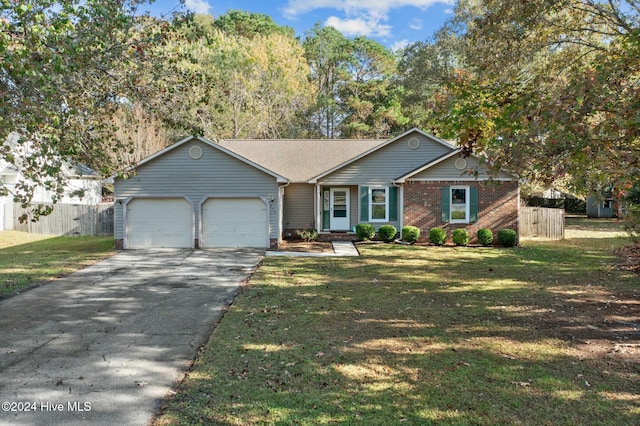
125, 198, 269, 249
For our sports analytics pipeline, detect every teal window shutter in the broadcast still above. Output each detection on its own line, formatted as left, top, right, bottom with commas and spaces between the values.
360, 186, 369, 221
441, 187, 450, 222
322, 187, 330, 230
470, 187, 479, 223
389, 186, 398, 221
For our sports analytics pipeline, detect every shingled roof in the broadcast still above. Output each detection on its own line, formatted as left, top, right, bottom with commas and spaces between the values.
218, 139, 384, 182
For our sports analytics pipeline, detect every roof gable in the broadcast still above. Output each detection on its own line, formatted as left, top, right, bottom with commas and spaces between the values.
395, 150, 515, 182
309, 128, 456, 184
117, 136, 289, 183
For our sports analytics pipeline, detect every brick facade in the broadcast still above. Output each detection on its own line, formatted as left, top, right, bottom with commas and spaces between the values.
403, 180, 519, 244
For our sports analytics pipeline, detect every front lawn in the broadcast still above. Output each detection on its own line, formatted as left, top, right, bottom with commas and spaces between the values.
155, 220, 639, 425
0, 231, 115, 298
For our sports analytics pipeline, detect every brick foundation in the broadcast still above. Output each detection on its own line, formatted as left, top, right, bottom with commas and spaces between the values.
403, 180, 519, 244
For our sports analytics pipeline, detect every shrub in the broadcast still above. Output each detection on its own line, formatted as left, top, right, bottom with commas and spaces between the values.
356, 223, 375, 241
452, 228, 470, 246
497, 229, 518, 247
401, 226, 420, 243
295, 227, 318, 242
377, 225, 397, 243
429, 227, 447, 245
477, 229, 493, 246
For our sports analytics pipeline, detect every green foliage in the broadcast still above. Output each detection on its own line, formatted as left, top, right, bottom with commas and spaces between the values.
497, 229, 518, 247
213, 10, 295, 38
477, 229, 494, 246
401, 226, 420, 243
429, 227, 447, 245
452, 228, 470, 246
623, 204, 640, 243
427, 1, 640, 196
377, 225, 397, 243
295, 227, 318, 242
356, 223, 375, 241
0, 0, 167, 217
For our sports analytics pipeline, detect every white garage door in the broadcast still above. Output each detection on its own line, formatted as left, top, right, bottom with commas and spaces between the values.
202, 198, 268, 248
126, 198, 193, 249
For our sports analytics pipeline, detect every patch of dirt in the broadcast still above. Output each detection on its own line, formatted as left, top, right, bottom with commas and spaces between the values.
277, 240, 334, 253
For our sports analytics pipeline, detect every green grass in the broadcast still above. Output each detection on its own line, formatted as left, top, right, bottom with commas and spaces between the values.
155, 219, 640, 425
0, 231, 115, 297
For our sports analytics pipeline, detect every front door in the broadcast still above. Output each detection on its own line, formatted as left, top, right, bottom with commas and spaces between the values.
330, 188, 350, 230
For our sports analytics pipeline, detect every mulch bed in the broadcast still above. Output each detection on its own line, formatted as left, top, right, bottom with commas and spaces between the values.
277, 240, 334, 253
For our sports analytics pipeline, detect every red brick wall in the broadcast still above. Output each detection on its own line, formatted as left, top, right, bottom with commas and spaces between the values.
403, 180, 519, 244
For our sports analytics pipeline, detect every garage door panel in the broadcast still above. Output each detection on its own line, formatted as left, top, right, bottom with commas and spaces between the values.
126, 198, 193, 249
202, 198, 268, 248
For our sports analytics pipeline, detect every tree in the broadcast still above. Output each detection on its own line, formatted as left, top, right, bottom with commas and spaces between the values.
213, 10, 294, 38
339, 36, 408, 138
303, 23, 352, 138
0, 0, 173, 217
154, 14, 313, 140
428, 0, 640, 197
396, 28, 463, 130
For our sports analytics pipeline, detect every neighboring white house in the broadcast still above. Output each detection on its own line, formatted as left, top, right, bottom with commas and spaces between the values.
0, 160, 103, 231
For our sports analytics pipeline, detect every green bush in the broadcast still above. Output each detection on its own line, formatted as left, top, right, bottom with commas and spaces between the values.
295, 227, 318, 242
497, 229, 518, 247
452, 228, 470, 246
401, 226, 420, 243
377, 225, 397, 243
429, 227, 447, 245
356, 223, 375, 241
477, 229, 494, 246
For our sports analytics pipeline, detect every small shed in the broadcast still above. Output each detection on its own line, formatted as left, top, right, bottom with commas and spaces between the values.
586, 196, 616, 218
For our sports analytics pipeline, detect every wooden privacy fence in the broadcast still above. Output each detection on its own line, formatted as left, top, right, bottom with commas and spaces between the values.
521, 206, 564, 239
13, 203, 114, 236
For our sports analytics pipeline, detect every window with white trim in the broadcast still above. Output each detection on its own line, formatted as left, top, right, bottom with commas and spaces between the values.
450, 186, 470, 223
370, 187, 388, 222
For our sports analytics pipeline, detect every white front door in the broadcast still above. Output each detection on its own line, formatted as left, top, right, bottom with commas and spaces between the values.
329, 188, 350, 230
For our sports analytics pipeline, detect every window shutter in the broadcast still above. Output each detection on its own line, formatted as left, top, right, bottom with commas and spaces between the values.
441, 187, 450, 223
360, 186, 369, 221
322, 187, 330, 230
470, 187, 479, 223
389, 186, 398, 221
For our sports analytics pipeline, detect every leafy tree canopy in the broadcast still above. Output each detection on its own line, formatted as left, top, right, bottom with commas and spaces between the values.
427, 0, 640, 198
0, 0, 175, 218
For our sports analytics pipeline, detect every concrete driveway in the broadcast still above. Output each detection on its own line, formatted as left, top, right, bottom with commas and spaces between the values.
0, 249, 263, 426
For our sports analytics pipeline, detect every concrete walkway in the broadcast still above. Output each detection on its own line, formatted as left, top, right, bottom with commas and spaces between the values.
266, 241, 360, 257
0, 249, 263, 426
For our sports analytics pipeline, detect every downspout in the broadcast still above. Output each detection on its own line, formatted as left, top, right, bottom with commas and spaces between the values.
315, 184, 321, 231
392, 182, 404, 231
278, 182, 290, 247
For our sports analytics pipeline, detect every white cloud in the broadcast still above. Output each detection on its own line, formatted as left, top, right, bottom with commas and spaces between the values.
283, 0, 453, 38
390, 39, 410, 51
185, 0, 212, 15
283, 0, 453, 19
409, 19, 423, 30
325, 16, 392, 37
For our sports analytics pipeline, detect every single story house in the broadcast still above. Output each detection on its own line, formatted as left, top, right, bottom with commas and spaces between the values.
113, 128, 519, 249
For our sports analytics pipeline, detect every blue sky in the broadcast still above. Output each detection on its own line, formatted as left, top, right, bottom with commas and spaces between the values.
147, 0, 455, 50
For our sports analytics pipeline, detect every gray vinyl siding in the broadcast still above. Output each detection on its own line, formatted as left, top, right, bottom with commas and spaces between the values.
411, 155, 514, 181
283, 183, 314, 230
114, 139, 280, 241
319, 133, 452, 185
